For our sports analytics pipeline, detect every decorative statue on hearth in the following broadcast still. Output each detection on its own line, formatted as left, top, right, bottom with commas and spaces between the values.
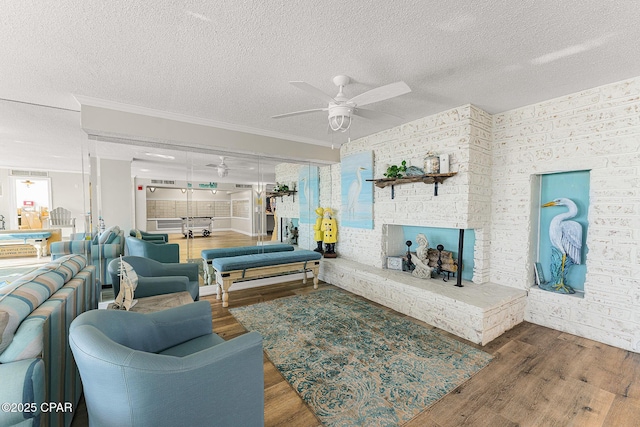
313, 207, 324, 253
286, 220, 298, 245
412, 233, 433, 279
322, 208, 337, 258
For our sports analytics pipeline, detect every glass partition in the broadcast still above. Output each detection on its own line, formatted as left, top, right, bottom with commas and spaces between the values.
84, 137, 327, 301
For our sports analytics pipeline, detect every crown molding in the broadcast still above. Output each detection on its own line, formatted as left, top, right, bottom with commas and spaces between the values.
73, 95, 330, 147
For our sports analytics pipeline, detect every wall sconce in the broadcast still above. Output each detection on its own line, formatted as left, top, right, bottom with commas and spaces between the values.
148, 186, 156, 193
181, 188, 187, 193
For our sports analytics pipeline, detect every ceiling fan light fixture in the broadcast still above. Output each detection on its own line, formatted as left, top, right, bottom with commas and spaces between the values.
328, 105, 353, 132
217, 167, 229, 178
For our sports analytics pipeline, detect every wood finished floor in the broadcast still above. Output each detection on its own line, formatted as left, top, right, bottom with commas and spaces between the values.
72, 232, 640, 426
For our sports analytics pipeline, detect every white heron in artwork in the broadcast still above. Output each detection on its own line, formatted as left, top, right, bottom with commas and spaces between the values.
541, 198, 583, 293
347, 166, 366, 219
301, 177, 309, 203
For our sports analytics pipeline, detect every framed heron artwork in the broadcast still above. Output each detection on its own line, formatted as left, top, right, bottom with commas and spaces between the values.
341, 151, 374, 229
538, 170, 589, 294
298, 165, 319, 224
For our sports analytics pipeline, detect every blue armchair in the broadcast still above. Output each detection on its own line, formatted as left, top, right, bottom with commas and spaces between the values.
129, 229, 168, 243
125, 236, 180, 263
108, 256, 200, 301
69, 302, 265, 427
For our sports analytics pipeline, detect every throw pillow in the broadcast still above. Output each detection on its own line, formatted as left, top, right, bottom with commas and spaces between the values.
112, 258, 138, 311
105, 232, 119, 244
99, 225, 120, 244
135, 229, 142, 239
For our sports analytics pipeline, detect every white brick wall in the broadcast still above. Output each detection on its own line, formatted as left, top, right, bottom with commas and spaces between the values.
331, 104, 493, 281
492, 76, 640, 352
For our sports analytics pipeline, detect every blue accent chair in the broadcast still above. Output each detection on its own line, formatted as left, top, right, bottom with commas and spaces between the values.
125, 236, 180, 263
108, 256, 200, 301
69, 302, 265, 427
129, 229, 168, 243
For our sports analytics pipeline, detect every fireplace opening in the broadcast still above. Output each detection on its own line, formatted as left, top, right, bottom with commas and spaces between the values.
383, 225, 476, 282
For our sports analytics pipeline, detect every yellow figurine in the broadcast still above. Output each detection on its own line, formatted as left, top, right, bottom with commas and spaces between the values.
313, 207, 324, 253
322, 208, 337, 256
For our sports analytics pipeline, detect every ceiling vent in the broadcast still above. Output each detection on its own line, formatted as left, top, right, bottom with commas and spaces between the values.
10, 170, 49, 177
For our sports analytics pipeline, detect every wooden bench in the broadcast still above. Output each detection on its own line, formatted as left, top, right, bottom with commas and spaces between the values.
201, 244, 294, 285
212, 250, 322, 307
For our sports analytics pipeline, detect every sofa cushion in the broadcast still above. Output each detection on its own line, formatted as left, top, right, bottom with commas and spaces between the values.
201, 244, 294, 261
212, 250, 322, 272
0, 270, 66, 354
42, 254, 88, 283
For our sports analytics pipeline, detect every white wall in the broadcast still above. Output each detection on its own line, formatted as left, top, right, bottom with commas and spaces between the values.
491, 76, 640, 352
279, 75, 640, 352
96, 158, 133, 232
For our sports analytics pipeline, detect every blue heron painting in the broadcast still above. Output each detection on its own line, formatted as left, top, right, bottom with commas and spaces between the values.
540, 197, 583, 294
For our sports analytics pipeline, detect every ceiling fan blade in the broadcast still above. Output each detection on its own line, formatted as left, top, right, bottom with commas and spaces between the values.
348, 81, 411, 107
353, 107, 404, 123
272, 108, 327, 119
289, 81, 336, 104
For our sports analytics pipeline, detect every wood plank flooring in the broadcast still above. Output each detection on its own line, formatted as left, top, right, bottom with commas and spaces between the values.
72, 232, 640, 426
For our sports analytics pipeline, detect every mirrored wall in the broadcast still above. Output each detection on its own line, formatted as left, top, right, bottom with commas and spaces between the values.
86, 137, 320, 300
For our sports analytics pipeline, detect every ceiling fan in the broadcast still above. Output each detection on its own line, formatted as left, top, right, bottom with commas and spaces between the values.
272, 75, 411, 132
215, 156, 230, 178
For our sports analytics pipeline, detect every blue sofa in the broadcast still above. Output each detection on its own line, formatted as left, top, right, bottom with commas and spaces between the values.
69, 301, 264, 427
50, 226, 125, 286
124, 236, 180, 263
0, 254, 97, 427
108, 256, 200, 301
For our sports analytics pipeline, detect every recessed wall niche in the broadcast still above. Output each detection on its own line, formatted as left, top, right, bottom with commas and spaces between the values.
536, 170, 590, 293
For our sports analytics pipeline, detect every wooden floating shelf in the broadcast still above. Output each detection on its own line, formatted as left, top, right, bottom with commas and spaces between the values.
267, 190, 297, 201
366, 172, 457, 198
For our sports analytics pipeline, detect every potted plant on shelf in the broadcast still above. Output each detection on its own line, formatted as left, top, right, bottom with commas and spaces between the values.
384, 160, 407, 179
274, 183, 290, 193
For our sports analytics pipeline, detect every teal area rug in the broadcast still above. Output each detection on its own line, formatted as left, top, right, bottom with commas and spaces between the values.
230, 289, 492, 426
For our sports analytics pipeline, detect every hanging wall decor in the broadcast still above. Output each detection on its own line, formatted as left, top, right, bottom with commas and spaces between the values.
341, 151, 374, 229
298, 165, 319, 224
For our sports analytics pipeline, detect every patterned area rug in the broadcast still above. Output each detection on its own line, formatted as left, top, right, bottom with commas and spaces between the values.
230, 289, 492, 426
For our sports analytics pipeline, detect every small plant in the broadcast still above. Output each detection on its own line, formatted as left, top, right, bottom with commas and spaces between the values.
384, 160, 407, 179
274, 182, 290, 193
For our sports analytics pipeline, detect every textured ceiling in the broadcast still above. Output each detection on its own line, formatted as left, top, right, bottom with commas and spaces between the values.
2, 0, 640, 181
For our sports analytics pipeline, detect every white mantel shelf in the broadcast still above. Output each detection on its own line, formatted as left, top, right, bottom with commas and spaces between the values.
319, 258, 527, 346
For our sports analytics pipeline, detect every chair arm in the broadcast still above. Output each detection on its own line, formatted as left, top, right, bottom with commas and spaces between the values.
135, 276, 190, 298
71, 301, 213, 353
0, 359, 45, 426
157, 262, 199, 281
